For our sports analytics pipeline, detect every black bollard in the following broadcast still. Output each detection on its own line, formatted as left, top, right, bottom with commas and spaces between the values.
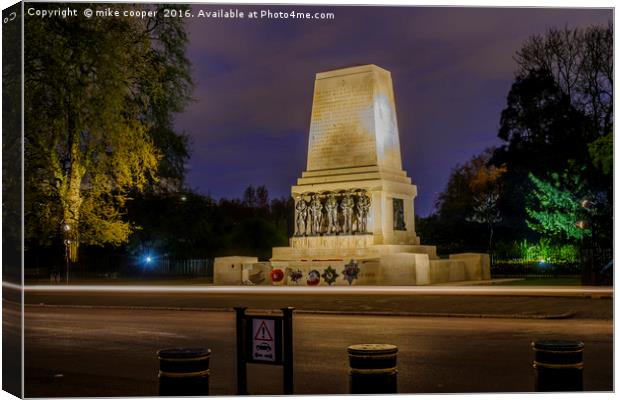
532, 340, 584, 392
158, 348, 211, 396
348, 344, 398, 394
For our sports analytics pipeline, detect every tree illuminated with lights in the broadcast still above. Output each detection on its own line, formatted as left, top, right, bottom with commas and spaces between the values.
24, 4, 193, 261
526, 170, 591, 242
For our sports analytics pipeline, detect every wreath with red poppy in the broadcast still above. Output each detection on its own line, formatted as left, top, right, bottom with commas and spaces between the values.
270, 268, 285, 283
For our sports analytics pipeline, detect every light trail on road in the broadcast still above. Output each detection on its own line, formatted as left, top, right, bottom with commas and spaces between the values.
10, 282, 613, 297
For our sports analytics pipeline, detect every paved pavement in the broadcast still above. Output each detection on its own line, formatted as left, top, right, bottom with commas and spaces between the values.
23, 306, 613, 397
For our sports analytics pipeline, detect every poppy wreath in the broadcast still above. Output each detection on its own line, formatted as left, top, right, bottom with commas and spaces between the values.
342, 260, 360, 285
289, 269, 303, 284
321, 266, 339, 286
307, 269, 321, 286
270, 268, 285, 283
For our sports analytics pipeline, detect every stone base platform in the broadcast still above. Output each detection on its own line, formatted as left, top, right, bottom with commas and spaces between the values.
213, 256, 259, 285
272, 235, 438, 261
215, 251, 490, 287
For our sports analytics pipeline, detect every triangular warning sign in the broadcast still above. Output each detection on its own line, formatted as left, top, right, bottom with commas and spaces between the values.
254, 320, 273, 341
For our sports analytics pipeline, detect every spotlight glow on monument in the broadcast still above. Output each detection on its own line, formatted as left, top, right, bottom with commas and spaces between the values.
214, 64, 490, 286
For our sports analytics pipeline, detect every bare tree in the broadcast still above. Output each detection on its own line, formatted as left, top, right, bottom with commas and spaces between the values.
515, 22, 612, 136
468, 192, 502, 252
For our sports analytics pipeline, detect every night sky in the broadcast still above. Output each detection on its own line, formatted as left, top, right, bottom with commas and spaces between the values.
175, 5, 611, 216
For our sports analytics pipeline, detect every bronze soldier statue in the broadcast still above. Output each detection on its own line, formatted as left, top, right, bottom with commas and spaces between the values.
356, 190, 371, 234
309, 194, 323, 235
294, 196, 308, 236
340, 191, 354, 234
325, 192, 339, 235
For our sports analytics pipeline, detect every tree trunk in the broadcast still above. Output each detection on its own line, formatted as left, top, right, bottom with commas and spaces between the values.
488, 224, 494, 266
62, 126, 83, 262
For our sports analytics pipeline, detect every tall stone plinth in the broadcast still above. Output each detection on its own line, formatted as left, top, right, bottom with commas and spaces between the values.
279, 64, 420, 261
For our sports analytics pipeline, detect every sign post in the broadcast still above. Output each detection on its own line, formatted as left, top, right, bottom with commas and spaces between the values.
282, 307, 294, 395
234, 307, 295, 395
234, 307, 248, 395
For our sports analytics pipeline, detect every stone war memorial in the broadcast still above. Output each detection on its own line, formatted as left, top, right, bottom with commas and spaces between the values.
214, 64, 490, 286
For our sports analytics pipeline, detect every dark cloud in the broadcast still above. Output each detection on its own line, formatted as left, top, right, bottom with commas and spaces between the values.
174, 5, 611, 215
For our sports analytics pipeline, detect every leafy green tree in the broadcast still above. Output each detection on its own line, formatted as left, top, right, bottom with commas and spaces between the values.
588, 132, 613, 176
24, 4, 192, 261
230, 217, 288, 260
526, 170, 590, 241
125, 186, 292, 261
491, 69, 593, 239
270, 196, 295, 237
465, 150, 506, 252
418, 148, 504, 254
126, 191, 222, 259
492, 23, 612, 242
436, 149, 503, 222
494, 68, 597, 188
242, 185, 270, 215
3, 5, 22, 280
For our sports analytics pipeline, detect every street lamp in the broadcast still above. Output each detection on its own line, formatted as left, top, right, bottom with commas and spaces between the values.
63, 223, 71, 284
575, 219, 588, 285
577, 195, 598, 285
581, 198, 601, 285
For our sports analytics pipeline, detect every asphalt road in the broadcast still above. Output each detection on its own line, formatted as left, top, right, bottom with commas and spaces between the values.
3, 290, 22, 398
24, 306, 612, 397
23, 285, 614, 319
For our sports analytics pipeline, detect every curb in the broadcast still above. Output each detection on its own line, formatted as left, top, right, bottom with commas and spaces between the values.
26, 303, 576, 320
295, 309, 576, 319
